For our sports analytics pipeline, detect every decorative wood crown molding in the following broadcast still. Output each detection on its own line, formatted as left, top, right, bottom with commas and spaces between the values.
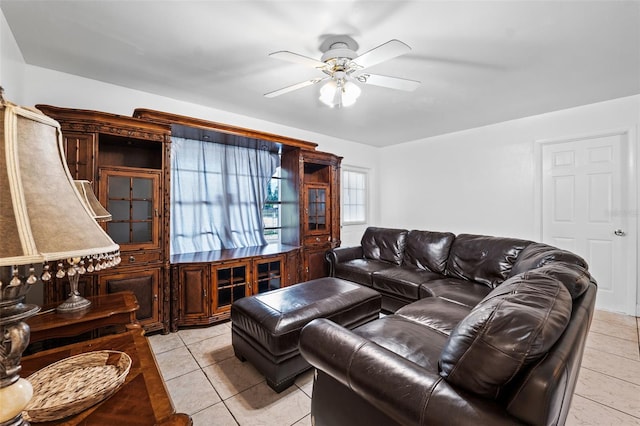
133, 108, 318, 151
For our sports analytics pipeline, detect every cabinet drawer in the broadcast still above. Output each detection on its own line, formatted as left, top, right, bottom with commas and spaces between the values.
304, 235, 332, 246
122, 251, 162, 265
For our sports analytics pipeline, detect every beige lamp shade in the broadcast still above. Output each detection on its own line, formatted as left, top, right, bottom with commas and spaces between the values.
74, 180, 112, 222
0, 101, 120, 268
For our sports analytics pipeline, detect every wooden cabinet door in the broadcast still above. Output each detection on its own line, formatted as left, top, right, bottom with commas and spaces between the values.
99, 167, 161, 252
303, 183, 331, 236
177, 265, 209, 324
211, 261, 251, 314
99, 267, 161, 331
303, 245, 330, 281
285, 249, 301, 285
63, 132, 96, 181
253, 255, 284, 294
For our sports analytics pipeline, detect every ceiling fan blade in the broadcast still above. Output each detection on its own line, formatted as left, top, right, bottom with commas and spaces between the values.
357, 73, 420, 91
264, 77, 328, 98
269, 51, 328, 70
352, 39, 411, 70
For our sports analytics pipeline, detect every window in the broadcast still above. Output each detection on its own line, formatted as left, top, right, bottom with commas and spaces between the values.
170, 136, 278, 255
342, 168, 368, 224
263, 164, 282, 243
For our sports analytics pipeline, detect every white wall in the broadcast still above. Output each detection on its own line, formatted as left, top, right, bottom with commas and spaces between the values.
0, 8, 26, 101
379, 96, 640, 239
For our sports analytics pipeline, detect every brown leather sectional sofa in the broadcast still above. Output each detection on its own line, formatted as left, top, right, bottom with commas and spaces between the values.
300, 227, 597, 425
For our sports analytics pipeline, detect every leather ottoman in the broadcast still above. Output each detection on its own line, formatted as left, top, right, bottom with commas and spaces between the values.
231, 277, 381, 392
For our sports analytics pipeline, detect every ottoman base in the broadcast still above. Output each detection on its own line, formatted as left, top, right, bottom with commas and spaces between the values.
231, 277, 381, 392
232, 326, 317, 392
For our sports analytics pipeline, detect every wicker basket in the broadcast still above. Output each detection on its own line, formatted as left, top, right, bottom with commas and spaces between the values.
23, 350, 132, 422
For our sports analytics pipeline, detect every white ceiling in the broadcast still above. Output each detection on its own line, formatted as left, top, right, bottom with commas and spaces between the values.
2, 1, 639, 147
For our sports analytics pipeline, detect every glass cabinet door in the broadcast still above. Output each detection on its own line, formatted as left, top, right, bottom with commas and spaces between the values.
305, 183, 330, 234
212, 262, 250, 313
100, 168, 160, 250
254, 257, 283, 294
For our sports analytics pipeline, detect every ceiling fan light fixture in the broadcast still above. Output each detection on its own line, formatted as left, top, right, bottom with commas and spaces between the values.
319, 79, 337, 106
341, 81, 361, 107
319, 79, 361, 108
267, 35, 417, 105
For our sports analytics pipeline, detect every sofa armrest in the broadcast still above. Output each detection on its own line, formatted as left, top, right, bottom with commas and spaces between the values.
300, 319, 520, 426
325, 246, 363, 277
300, 318, 434, 425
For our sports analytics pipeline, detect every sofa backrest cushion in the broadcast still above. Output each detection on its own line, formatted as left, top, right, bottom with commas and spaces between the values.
439, 272, 572, 399
508, 242, 588, 278
445, 234, 532, 287
361, 227, 408, 265
403, 230, 455, 274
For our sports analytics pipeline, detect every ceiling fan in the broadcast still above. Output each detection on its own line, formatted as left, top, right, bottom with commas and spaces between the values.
264, 35, 420, 107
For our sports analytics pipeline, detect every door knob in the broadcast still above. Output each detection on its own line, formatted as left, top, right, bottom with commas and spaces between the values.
614, 229, 625, 236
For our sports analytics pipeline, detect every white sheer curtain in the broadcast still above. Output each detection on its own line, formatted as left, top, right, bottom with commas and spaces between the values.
170, 136, 278, 255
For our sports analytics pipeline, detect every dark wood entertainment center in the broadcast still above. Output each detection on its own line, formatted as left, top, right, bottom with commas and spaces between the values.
36, 105, 342, 333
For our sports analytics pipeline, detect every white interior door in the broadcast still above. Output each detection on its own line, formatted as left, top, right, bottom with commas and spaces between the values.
540, 130, 637, 315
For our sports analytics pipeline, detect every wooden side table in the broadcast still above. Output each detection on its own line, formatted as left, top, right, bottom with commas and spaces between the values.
21, 329, 192, 425
27, 291, 141, 346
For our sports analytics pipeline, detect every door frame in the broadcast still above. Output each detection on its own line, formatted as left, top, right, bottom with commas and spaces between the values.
533, 127, 638, 316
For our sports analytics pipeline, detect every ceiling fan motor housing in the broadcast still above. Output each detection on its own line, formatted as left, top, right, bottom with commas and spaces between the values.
321, 46, 357, 63
320, 35, 359, 63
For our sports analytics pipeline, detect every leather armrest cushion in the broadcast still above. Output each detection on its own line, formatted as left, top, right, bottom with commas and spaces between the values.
326, 246, 364, 276
300, 318, 437, 425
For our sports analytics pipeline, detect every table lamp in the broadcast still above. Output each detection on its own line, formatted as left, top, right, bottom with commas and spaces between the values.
55, 180, 114, 313
0, 89, 120, 426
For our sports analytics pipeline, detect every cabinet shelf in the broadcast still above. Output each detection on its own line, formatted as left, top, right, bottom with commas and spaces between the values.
217, 279, 249, 287
257, 272, 281, 280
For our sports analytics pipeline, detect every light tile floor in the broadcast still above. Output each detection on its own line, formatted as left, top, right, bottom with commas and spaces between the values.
147, 310, 640, 426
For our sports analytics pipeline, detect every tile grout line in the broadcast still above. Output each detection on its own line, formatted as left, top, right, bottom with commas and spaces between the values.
580, 364, 640, 388
588, 328, 640, 344
584, 344, 640, 363
574, 394, 640, 420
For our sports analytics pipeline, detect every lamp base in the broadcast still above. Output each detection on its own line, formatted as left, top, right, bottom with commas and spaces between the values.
56, 270, 92, 313
0, 265, 41, 426
0, 378, 32, 426
0, 413, 29, 426
56, 294, 91, 313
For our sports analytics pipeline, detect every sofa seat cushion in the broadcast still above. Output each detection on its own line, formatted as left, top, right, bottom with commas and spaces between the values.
353, 315, 448, 371
395, 297, 471, 336
371, 267, 443, 300
446, 234, 531, 288
439, 272, 572, 399
403, 230, 455, 274
419, 278, 492, 308
335, 259, 397, 287
361, 227, 408, 265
